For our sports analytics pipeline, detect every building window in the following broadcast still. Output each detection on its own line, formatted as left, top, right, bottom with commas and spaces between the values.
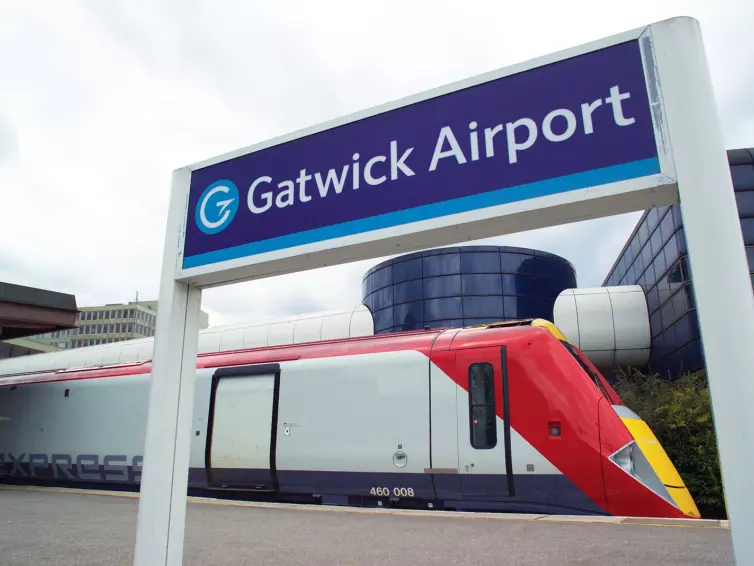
468, 362, 497, 449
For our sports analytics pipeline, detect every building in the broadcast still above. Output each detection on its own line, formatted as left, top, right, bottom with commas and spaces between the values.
362, 246, 577, 334
0, 281, 78, 359
24, 300, 210, 350
602, 147, 754, 379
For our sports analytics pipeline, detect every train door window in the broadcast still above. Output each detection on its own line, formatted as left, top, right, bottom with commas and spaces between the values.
468, 362, 497, 449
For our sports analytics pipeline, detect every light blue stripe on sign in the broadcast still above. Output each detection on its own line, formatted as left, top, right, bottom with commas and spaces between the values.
183, 157, 661, 269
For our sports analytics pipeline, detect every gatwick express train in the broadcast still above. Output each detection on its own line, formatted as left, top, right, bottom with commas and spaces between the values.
0, 319, 700, 518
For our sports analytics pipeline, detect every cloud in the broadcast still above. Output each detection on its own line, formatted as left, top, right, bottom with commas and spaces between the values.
0, 1, 751, 328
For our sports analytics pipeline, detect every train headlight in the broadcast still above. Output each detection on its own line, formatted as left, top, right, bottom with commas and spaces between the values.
611, 442, 635, 475
609, 440, 674, 507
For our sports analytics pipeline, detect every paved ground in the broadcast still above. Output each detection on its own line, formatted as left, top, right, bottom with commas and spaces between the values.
0, 487, 735, 565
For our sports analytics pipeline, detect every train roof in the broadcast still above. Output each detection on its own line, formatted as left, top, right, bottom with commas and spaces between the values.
0, 305, 374, 377
0, 320, 559, 387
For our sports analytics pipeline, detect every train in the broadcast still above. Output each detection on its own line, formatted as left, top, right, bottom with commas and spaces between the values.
0, 318, 700, 518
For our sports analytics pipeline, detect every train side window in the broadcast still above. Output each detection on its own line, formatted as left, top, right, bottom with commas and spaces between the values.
468, 362, 497, 449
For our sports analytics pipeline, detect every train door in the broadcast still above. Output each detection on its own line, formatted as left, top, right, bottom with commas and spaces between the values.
456, 346, 514, 499
206, 364, 281, 491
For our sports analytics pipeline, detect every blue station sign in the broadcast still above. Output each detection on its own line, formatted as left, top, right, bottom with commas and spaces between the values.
182, 40, 661, 271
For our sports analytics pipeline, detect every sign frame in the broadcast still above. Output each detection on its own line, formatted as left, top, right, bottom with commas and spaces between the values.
133, 16, 754, 566
174, 22, 678, 289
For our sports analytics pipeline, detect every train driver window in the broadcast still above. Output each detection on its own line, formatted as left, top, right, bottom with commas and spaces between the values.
468, 362, 497, 449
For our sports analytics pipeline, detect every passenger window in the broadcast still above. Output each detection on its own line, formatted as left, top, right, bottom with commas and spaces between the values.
468, 363, 497, 449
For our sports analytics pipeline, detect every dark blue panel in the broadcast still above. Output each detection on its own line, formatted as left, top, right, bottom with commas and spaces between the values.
647, 207, 660, 234
653, 247, 668, 280
736, 191, 754, 218
463, 245, 503, 253
672, 288, 688, 319
742, 218, 754, 246
637, 273, 647, 292
461, 252, 501, 274
501, 253, 574, 282
650, 309, 663, 337
677, 228, 687, 255
659, 209, 675, 244
393, 258, 423, 284
638, 218, 649, 246
662, 323, 678, 352
660, 299, 676, 329
685, 284, 696, 311
424, 297, 463, 321
674, 311, 692, 345
680, 255, 691, 281
672, 205, 684, 230
640, 243, 653, 276
649, 226, 663, 259
369, 265, 393, 293
626, 263, 636, 285
372, 307, 393, 332
393, 301, 424, 331
625, 237, 637, 264
423, 275, 461, 299
422, 247, 460, 257
371, 286, 393, 311
500, 252, 528, 275
503, 296, 553, 320
644, 261, 657, 289
423, 254, 461, 277
540, 258, 577, 286
361, 277, 369, 300
501, 245, 536, 255
632, 250, 644, 275
394, 279, 423, 304
463, 296, 504, 318
616, 255, 626, 282
462, 274, 503, 296
664, 234, 680, 268
363, 293, 375, 313
682, 340, 705, 374
688, 308, 700, 340
731, 164, 754, 190
534, 275, 563, 297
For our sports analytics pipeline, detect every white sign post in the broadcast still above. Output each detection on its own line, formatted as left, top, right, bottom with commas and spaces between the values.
133, 17, 753, 565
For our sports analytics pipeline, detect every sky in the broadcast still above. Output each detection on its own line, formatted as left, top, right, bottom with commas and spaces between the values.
1, 1, 752, 327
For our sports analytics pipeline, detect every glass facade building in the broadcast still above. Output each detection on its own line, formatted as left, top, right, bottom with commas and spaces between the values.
603, 148, 754, 379
362, 246, 577, 334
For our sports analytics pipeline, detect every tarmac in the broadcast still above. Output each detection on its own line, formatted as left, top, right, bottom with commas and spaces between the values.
0, 485, 735, 565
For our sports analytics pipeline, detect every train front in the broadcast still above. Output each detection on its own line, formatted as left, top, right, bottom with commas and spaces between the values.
598, 397, 701, 519
532, 319, 701, 519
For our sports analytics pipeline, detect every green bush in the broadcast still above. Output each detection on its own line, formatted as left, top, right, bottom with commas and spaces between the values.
611, 368, 726, 519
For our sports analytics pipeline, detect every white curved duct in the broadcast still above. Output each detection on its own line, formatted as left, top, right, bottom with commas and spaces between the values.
0, 305, 374, 376
553, 286, 650, 371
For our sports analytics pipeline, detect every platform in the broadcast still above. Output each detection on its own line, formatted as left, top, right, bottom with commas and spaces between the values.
0, 486, 734, 565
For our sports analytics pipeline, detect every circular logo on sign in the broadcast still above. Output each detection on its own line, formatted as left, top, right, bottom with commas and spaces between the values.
195, 180, 239, 234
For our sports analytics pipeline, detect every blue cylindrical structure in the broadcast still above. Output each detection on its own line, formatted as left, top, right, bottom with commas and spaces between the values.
362, 246, 577, 334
